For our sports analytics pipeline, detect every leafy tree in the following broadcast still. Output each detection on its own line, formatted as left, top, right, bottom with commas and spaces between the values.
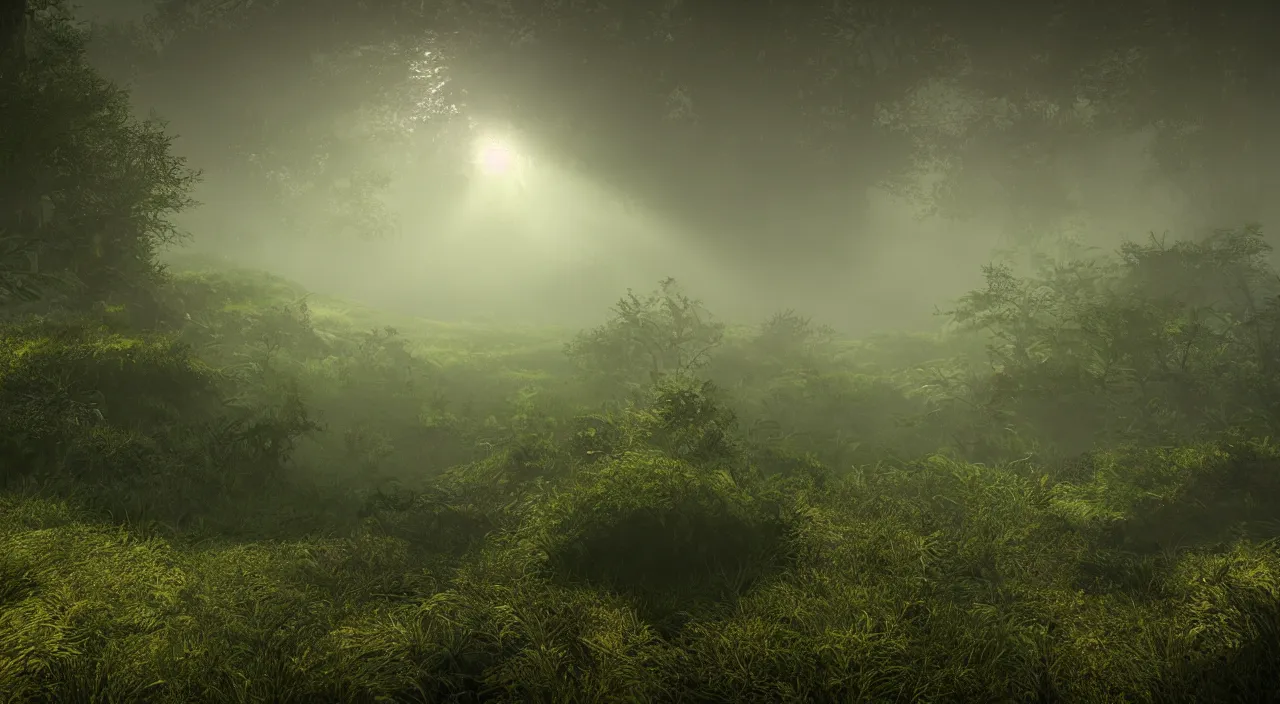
1, 0, 198, 309
950, 225, 1280, 454
751, 309, 835, 362
877, 1, 1279, 244
565, 277, 724, 390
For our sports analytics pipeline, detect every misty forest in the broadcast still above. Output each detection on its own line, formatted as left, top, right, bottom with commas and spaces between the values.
3, 0, 1280, 701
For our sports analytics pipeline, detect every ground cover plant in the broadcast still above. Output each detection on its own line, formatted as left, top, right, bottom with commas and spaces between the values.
7, 233, 1280, 703
5, 4, 1280, 703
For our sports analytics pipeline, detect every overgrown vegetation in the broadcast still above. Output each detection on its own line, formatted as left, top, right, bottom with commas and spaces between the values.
6, 5, 1280, 703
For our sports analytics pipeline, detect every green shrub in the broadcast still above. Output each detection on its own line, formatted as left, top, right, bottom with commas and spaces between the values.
1051, 438, 1280, 553
0, 321, 219, 469
0, 319, 322, 529
566, 278, 725, 392
949, 225, 1280, 453
523, 450, 795, 629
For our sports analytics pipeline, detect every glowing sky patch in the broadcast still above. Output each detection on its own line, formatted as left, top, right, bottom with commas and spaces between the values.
477, 139, 515, 175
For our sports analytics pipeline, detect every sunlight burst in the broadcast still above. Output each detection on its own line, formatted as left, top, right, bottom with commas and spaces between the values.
477, 139, 515, 175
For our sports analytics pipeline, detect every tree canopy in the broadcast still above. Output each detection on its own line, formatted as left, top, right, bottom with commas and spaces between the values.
2, 0, 198, 307
88, 0, 1278, 268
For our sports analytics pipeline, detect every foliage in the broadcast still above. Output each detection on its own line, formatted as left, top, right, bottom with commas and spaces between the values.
949, 224, 1280, 456
566, 277, 725, 392
0, 0, 198, 307
0, 318, 322, 531
5, 234, 1280, 700
8, 3, 1280, 697
525, 449, 795, 631
7, 34, 1280, 694
89, 0, 1280, 271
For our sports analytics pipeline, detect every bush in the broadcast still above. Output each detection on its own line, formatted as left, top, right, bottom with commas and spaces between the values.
0, 320, 220, 469
523, 450, 796, 630
949, 224, 1280, 454
0, 318, 322, 529
566, 278, 724, 392
1051, 438, 1280, 554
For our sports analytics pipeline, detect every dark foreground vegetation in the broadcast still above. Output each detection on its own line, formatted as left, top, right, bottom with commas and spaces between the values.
6, 5, 1280, 704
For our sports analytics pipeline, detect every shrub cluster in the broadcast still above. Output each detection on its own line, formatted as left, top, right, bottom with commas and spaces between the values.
6, 5, 1280, 702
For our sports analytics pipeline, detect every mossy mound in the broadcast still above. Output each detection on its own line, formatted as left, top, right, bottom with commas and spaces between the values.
0, 320, 220, 468
524, 450, 796, 628
0, 319, 319, 530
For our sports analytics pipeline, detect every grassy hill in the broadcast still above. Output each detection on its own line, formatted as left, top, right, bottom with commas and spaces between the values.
164, 253, 575, 366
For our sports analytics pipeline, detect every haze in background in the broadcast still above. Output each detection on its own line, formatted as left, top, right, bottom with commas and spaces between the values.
77, 0, 1280, 332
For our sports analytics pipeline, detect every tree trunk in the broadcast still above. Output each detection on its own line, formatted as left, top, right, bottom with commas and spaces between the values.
0, 0, 27, 65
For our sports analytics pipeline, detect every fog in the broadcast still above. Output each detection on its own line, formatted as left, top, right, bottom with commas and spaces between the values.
78, 0, 1280, 332
169, 126, 742, 326
12, 4, 1280, 696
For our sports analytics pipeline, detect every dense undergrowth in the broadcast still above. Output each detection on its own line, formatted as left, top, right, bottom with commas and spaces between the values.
5, 229, 1280, 703
7, 5, 1280, 702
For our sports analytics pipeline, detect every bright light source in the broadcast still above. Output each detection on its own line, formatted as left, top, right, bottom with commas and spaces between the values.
476, 139, 515, 175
